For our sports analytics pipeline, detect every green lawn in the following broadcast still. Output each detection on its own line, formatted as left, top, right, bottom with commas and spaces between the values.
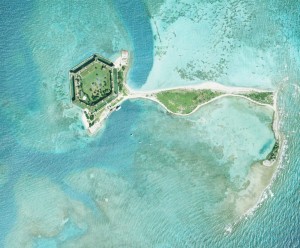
113, 68, 118, 94
80, 61, 112, 104
156, 89, 222, 114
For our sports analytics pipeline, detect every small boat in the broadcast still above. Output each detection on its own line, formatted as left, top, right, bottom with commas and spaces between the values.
116, 105, 121, 111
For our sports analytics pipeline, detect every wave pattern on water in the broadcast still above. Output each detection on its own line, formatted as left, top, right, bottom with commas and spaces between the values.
1, 0, 300, 247
4, 98, 278, 247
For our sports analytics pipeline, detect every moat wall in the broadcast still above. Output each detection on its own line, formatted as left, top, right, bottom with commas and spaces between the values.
70, 54, 113, 73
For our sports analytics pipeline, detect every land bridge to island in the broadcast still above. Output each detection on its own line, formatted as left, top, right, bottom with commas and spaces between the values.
68, 53, 278, 158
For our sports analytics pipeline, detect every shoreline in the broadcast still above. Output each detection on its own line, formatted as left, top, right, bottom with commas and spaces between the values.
85, 81, 275, 135
226, 89, 283, 234
80, 58, 283, 216
80, 78, 284, 233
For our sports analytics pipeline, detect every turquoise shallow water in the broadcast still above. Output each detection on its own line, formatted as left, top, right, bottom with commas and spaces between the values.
142, 0, 300, 90
0, 0, 299, 247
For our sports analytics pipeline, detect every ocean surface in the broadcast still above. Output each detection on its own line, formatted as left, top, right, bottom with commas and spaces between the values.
0, 0, 299, 247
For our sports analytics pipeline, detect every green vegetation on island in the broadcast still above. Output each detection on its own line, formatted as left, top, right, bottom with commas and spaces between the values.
117, 67, 125, 91
266, 140, 279, 160
155, 89, 274, 115
80, 63, 112, 104
156, 89, 222, 114
241, 91, 274, 105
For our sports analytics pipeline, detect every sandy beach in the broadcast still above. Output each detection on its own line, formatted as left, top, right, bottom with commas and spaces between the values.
132, 81, 273, 95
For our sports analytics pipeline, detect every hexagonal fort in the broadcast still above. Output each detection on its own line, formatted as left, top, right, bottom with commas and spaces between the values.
69, 54, 119, 110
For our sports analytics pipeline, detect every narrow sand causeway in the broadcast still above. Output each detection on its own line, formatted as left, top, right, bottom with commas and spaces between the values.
86, 81, 275, 135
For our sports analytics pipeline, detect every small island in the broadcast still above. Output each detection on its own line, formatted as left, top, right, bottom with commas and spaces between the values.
69, 52, 129, 133
69, 52, 280, 165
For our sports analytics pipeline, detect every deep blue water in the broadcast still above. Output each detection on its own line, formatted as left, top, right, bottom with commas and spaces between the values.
113, 0, 154, 88
259, 139, 273, 155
